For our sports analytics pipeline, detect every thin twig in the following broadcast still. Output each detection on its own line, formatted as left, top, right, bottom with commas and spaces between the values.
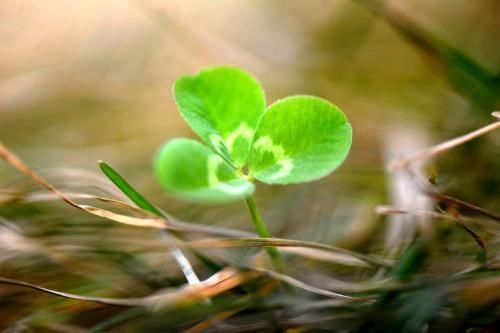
390, 112, 500, 171
375, 205, 496, 228
398, 167, 500, 222
429, 192, 500, 222
448, 207, 486, 250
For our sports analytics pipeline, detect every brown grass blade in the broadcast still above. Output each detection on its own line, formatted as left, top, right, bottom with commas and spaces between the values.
0, 142, 167, 229
377, 204, 488, 249
376, 205, 498, 228
430, 192, 500, 222
449, 208, 486, 250
254, 268, 370, 302
0, 189, 255, 238
149, 268, 259, 311
168, 238, 393, 268
0, 277, 147, 307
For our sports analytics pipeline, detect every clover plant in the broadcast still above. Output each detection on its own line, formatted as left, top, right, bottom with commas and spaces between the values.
154, 66, 352, 271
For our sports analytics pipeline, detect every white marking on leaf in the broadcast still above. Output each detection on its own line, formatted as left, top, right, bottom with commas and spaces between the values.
252, 136, 287, 160
207, 155, 248, 195
265, 159, 294, 181
225, 123, 254, 152
253, 136, 294, 179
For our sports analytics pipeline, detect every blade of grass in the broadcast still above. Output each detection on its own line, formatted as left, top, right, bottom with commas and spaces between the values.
98, 161, 208, 284
98, 161, 163, 216
389, 240, 427, 281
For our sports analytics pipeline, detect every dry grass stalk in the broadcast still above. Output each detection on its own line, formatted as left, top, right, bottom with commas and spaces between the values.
389, 112, 500, 171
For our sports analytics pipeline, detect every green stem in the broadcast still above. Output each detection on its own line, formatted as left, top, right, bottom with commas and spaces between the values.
245, 195, 285, 273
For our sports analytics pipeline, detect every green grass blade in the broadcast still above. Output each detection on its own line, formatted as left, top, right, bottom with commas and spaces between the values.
98, 161, 204, 285
98, 160, 163, 216
98, 160, 222, 274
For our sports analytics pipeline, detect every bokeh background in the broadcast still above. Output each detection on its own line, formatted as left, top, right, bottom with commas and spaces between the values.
1, 1, 499, 331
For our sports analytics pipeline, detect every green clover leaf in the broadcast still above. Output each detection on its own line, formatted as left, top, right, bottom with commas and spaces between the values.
154, 138, 254, 203
154, 66, 352, 203
248, 95, 352, 184
174, 66, 266, 168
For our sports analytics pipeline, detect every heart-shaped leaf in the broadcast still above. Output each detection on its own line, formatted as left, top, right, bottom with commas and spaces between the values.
174, 66, 265, 168
154, 138, 254, 203
248, 96, 352, 184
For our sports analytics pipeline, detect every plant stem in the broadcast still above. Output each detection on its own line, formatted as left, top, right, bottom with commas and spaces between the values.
245, 195, 285, 273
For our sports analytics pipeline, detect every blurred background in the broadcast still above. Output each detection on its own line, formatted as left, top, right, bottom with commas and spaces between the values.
1, 0, 499, 331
